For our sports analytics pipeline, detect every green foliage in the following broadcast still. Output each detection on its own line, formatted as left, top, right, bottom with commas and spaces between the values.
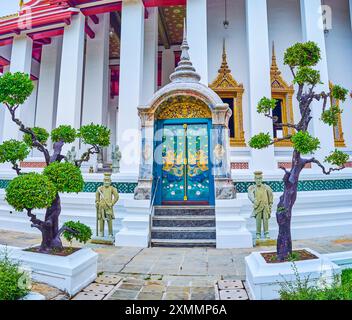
293, 66, 321, 86
257, 97, 277, 114
280, 265, 352, 300
23, 127, 49, 147
51, 125, 76, 143
321, 105, 342, 126
248, 133, 272, 149
331, 85, 349, 102
0, 250, 30, 300
291, 131, 320, 155
0, 72, 34, 107
78, 123, 111, 147
5, 173, 57, 211
284, 42, 321, 67
62, 221, 92, 245
325, 150, 349, 167
0, 140, 29, 164
43, 162, 84, 193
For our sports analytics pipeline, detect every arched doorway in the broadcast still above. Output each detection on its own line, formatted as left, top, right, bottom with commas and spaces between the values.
153, 96, 215, 206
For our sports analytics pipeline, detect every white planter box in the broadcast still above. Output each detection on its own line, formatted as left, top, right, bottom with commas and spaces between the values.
20, 292, 45, 300
245, 248, 341, 300
2, 245, 98, 296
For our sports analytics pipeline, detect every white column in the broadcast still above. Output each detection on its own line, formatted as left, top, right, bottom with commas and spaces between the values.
300, 0, 334, 162
141, 7, 158, 104
35, 37, 62, 135
2, 35, 33, 141
161, 48, 174, 86
246, 0, 276, 171
118, 0, 145, 176
56, 13, 85, 132
82, 13, 109, 126
186, 0, 208, 85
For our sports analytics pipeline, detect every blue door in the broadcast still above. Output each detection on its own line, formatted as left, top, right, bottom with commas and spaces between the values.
154, 119, 214, 206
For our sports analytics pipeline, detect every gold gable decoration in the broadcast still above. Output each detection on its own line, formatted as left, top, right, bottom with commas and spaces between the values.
209, 40, 245, 147
271, 42, 295, 147
329, 81, 346, 148
156, 96, 212, 120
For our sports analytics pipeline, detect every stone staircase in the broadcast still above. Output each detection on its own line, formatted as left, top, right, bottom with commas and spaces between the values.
151, 206, 216, 247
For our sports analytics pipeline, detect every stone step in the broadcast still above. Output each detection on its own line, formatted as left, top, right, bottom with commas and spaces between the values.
151, 239, 216, 248
151, 227, 216, 240
154, 206, 215, 216
152, 216, 216, 228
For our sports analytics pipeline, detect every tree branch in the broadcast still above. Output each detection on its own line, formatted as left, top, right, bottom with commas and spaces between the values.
5, 104, 50, 164
74, 145, 100, 168
57, 225, 79, 237
26, 209, 45, 232
11, 161, 21, 176
305, 157, 345, 175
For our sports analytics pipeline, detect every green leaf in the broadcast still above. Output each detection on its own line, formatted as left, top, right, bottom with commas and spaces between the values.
325, 150, 349, 167
284, 42, 321, 67
51, 125, 76, 143
291, 131, 320, 155
257, 97, 277, 114
23, 127, 49, 147
0, 140, 30, 164
331, 85, 349, 102
0, 72, 34, 107
43, 162, 84, 193
321, 106, 342, 126
78, 123, 111, 147
5, 173, 57, 211
62, 221, 92, 244
249, 133, 272, 149
293, 67, 321, 86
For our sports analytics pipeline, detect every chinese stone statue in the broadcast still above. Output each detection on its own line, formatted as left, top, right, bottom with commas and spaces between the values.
66, 146, 77, 164
111, 145, 122, 173
248, 171, 274, 240
95, 173, 119, 238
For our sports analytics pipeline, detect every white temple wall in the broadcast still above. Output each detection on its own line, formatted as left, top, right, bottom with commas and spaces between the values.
207, 0, 250, 153
325, 0, 352, 151
267, 0, 302, 132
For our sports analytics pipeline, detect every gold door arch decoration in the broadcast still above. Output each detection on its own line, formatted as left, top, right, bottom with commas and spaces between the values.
271, 43, 295, 147
209, 40, 245, 147
155, 95, 212, 120
329, 81, 346, 148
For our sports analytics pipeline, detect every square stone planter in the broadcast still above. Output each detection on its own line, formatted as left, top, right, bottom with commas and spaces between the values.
245, 248, 341, 300
2, 245, 98, 296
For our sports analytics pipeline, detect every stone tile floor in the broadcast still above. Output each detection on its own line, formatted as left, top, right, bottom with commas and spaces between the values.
1, 230, 352, 300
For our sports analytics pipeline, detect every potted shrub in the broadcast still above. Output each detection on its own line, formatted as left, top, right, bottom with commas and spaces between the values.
0, 72, 111, 295
246, 42, 349, 300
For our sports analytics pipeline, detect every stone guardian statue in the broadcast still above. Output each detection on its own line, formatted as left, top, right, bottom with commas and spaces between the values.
95, 173, 119, 238
111, 145, 122, 173
66, 146, 77, 164
248, 171, 274, 240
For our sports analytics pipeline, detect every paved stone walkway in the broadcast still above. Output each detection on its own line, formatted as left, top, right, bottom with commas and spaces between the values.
1, 229, 352, 300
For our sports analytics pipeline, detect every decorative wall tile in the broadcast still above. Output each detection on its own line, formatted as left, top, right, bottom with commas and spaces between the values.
231, 162, 249, 170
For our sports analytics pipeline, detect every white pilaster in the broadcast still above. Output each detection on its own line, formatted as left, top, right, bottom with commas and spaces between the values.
300, 0, 334, 162
246, 0, 276, 171
35, 37, 62, 135
56, 13, 85, 131
186, 0, 208, 85
141, 7, 158, 104
118, 0, 145, 177
82, 13, 110, 126
161, 49, 174, 86
2, 35, 33, 141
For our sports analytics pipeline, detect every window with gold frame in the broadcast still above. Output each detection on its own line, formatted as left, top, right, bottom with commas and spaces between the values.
270, 43, 295, 147
329, 81, 346, 148
209, 41, 246, 147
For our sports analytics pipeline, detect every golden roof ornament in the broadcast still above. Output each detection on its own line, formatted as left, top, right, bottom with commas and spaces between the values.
270, 42, 293, 90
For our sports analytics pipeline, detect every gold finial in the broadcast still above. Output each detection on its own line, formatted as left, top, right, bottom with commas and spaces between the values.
219, 38, 231, 75
270, 41, 281, 77
19, 0, 24, 9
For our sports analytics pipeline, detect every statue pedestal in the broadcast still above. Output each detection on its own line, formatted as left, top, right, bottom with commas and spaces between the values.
255, 239, 277, 247
134, 179, 152, 200
91, 236, 114, 245
215, 178, 236, 199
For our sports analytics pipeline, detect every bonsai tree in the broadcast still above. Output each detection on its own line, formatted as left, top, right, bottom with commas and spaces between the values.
0, 72, 111, 253
249, 42, 349, 261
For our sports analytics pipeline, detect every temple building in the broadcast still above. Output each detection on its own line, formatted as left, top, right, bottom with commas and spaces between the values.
0, 0, 352, 248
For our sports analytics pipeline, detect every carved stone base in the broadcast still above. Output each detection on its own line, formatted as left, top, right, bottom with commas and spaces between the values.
134, 179, 152, 200
215, 178, 236, 199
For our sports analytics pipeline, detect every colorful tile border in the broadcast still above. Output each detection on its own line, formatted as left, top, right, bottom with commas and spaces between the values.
0, 179, 352, 194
